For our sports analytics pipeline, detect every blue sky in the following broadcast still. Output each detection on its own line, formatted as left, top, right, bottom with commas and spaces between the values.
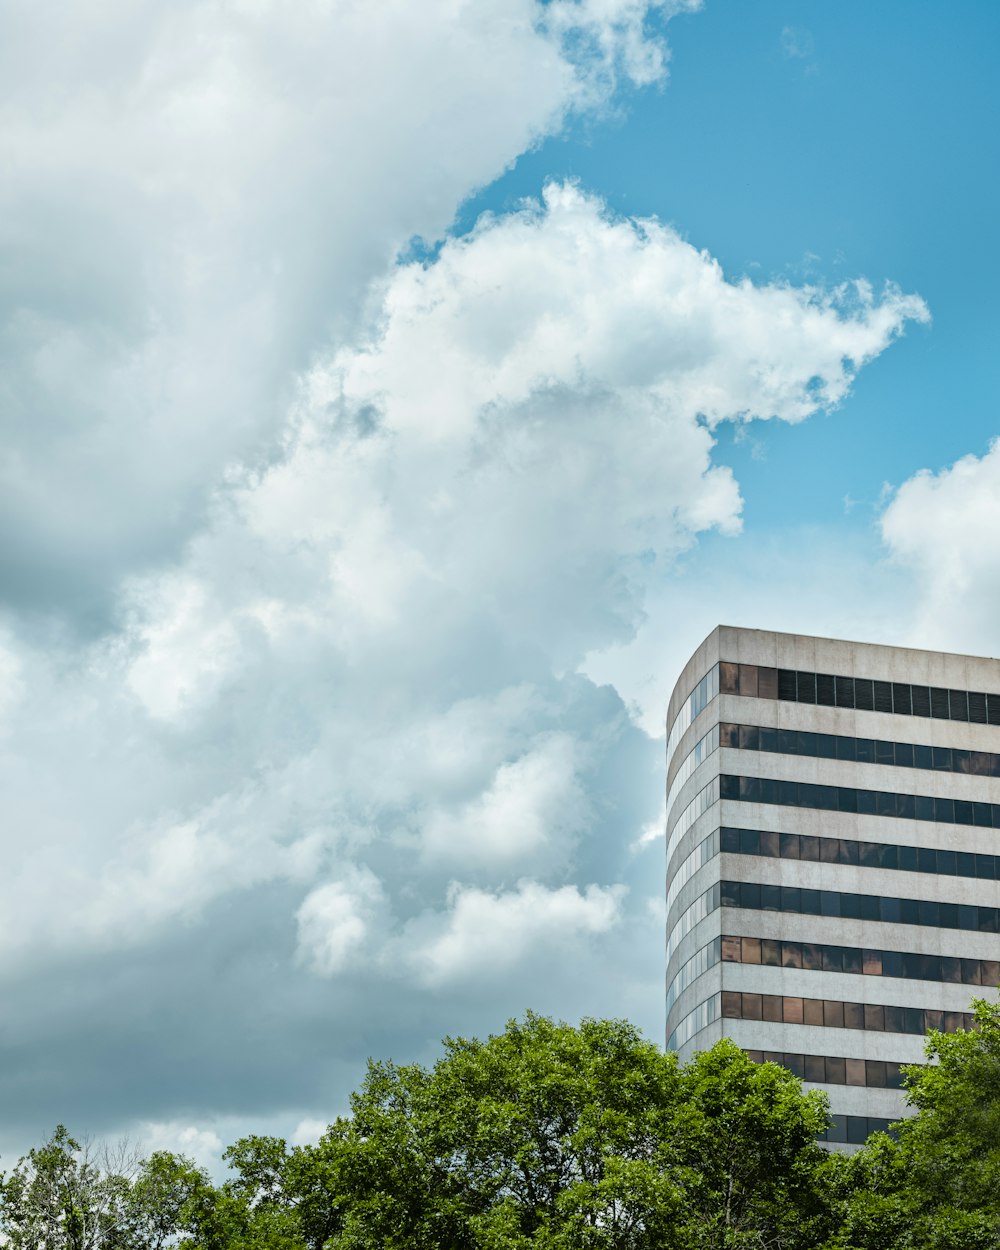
475, 1, 999, 528
1, 0, 998, 1171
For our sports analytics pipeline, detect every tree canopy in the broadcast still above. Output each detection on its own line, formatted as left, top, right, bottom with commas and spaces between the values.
5, 1004, 1000, 1249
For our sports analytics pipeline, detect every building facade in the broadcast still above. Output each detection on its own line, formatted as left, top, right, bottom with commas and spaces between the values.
665, 626, 1000, 1147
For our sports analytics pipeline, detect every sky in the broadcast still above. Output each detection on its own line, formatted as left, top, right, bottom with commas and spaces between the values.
1, 0, 998, 1170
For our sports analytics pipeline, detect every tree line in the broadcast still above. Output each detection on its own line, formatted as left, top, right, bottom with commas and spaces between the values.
3, 1002, 1000, 1249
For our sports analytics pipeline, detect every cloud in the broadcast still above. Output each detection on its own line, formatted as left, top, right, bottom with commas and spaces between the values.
0, 0, 682, 626
405, 880, 628, 986
880, 440, 1000, 653
296, 869, 386, 977
781, 26, 815, 61
0, 5, 930, 1157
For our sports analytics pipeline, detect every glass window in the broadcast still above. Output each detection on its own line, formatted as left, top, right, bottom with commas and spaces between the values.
940, 957, 962, 983
797, 671, 816, 703
781, 942, 802, 969
866, 1061, 887, 1089
842, 948, 862, 975
894, 741, 914, 768
779, 832, 800, 859
826, 1116, 847, 1144
762, 995, 782, 1022
935, 797, 955, 823
914, 795, 935, 822
840, 839, 860, 866
858, 840, 880, 868
864, 1004, 885, 1030
739, 724, 759, 751
875, 740, 895, 766
782, 997, 804, 1025
822, 947, 843, 973
897, 844, 917, 872
824, 1000, 845, 1028
742, 993, 762, 1021
981, 961, 1000, 987
855, 679, 874, 711
912, 686, 931, 717
757, 667, 779, 699
719, 663, 739, 694
761, 939, 781, 967
846, 1058, 866, 1086
802, 943, 823, 971
816, 733, 837, 758
844, 1002, 865, 1030
803, 999, 824, 1026
742, 937, 762, 964
739, 828, 760, 855
937, 849, 957, 875
758, 778, 782, 806
884, 1006, 905, 1034
799, 835, 820, 862
826, 1057, 846, 1085
803, 1055, 825, 1083
721, 992, 740, 1018
739, 665, 759, 697
836, 735, 858, 762
761, 884, 781, 912
820, 837, 840, 864
856, 894, 879, 922
835, 676, 854, 708
913, 744, 933, 769
720, 827, 740, 853
800, 889, 822, 915
862, 949, 883, 976
856, 789, 875, 815
721, 936, 741, 962
784, 1052, 804, 1078
932, 745, 952, 771
875, 790, 900, 820
759, 830, 780, 857
915, 845, 940, 875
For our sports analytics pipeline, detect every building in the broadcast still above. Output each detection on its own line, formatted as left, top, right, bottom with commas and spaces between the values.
665, 626, 1000, 1147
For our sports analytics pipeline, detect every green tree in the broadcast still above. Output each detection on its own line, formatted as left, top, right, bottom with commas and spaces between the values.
283, 1014, 836, 1249
672, 1040, 836, 1249
0, 1125, 164, 1250
830, 999, 1000, 1250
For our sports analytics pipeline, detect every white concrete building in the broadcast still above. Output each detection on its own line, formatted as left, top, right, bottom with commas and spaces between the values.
665, 626, 1000, 1147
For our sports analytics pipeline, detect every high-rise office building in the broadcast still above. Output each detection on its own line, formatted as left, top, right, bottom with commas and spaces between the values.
665, 626, 1000, 1147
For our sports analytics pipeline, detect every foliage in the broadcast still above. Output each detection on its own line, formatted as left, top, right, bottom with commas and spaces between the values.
828, 998, 1000, 1250
18, 1007, 1000, 1249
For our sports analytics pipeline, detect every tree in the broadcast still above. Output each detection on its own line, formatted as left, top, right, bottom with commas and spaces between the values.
279, 1014, 836, 1249
671, 1040, 837, 1249
0, 1125, 161, 1250
829, 999, 1000, 1250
